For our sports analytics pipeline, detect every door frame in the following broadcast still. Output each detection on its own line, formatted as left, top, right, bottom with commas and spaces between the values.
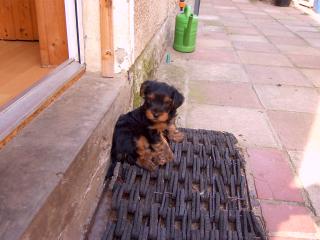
0, 0, 85, 144
35, 0, 84, 66
64, 0, 84, 64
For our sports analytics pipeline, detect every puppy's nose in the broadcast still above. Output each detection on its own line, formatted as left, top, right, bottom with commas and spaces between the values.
153, 112, 159, 118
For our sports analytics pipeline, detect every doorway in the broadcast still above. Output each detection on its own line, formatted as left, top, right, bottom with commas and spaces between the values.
0, 0, 70, 107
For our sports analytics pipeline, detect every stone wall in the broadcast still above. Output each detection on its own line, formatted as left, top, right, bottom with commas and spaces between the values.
134, 0, 176, 58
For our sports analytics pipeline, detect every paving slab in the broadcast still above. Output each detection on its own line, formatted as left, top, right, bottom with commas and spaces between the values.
261, 202, 318, 238
254, 85, 319, 113
198, 31, 229, 40
233, 41, 279, 52
257, 25, 290, 32
267, 110, 314, 151
220, 19, 253, 27
189, 81, 262, 108
226, 26, 261, 35
305, 38, 320, 48
196, 38, 233, 49
247, 148, 303, 202
189, 49, 240, 63
258, 28, 296, 37
187, 104, 279, 148
286, 26, 320, 32
252, 21, 285, 29
280, 20, 312, 27
187, 61, 249, 83
276, 45, 320, 56
287, 55, 320, 69
296, 32, 320, 39
267, 36, 308, 46
245, 65, 312, 87
238, 51, 293, 67
199, 25, 225, 33
300, 68, 320, 87
288, 149, 320, 217
229, 34, 269, 43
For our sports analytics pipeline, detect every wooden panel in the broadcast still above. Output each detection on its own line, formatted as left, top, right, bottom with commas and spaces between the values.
0, 0, 38, 40
30, 0, 38, 39
0, 41, 52, 107
11, 0, 35, 40
35, 0, 68, 66
0, 0, 16, 39
100, 0, 114, 77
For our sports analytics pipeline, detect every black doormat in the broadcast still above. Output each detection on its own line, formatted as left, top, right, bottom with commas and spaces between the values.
102, 128, 266, 240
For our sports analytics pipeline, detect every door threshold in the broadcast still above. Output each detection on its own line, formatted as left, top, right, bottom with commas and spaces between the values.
0, 59, 85, 145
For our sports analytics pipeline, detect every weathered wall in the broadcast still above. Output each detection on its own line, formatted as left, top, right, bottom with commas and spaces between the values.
129, 0, 177, 107
81, 0, 177, 74
113, 0, 135, 73
134, 0, 176, 59
82, 0, 135, 74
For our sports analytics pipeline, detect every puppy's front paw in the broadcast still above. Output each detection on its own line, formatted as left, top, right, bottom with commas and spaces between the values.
152, 141, 174, 165
136, 157, 158, 171
143, 160, 158, 171
169, 131, 185, 143
154, 156, 167, 166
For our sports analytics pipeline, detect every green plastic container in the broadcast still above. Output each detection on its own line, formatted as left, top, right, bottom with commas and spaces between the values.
173, 6, 198, 53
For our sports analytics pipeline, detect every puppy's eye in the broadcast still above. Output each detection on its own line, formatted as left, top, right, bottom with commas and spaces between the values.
146, 94, 155, 101
164, 99, 172, 105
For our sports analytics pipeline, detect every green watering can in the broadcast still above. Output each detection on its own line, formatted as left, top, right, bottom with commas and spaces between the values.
173, 5, 199, 53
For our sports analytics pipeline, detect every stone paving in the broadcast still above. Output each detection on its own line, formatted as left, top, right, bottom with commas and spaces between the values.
157, 0, 320, 239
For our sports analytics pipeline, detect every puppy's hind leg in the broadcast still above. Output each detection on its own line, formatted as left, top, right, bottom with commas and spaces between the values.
135, 136, 157, 171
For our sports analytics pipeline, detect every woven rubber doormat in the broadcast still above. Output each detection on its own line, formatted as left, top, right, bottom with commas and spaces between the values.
102, 128, 266, 240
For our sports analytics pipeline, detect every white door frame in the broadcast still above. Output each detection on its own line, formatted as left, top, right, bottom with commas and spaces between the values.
64, 0, 85, 64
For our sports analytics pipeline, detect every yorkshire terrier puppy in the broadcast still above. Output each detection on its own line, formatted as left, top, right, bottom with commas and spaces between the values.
107, 80, 184, 177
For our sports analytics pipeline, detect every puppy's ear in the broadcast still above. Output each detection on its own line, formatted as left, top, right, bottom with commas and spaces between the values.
140, 80, 152, 97
172, 89, 184, 109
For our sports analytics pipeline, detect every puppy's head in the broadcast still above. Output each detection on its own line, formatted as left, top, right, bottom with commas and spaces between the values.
140, 80, 184, 123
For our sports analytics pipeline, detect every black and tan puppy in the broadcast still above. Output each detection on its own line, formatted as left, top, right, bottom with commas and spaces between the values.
107, 80, 184, 177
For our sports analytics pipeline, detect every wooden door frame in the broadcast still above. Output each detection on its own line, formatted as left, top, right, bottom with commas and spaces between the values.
100, 0, 114, 77
35, 0, 69, 66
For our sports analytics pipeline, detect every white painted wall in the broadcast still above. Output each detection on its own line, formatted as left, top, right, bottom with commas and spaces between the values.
82, 0, 102, 72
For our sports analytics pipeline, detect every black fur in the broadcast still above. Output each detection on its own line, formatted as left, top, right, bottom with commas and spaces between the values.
106, 81, 184, 178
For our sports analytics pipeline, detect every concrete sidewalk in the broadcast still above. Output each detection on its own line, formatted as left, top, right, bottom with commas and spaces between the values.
157, 0, 320, 239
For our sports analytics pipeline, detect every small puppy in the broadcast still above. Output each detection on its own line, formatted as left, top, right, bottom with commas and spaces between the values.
107, 80, 184, 177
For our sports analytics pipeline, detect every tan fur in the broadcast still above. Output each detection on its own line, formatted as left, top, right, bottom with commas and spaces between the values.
151, 133, 174, 165
135, 136, 157, 171
167, 117, 184, 143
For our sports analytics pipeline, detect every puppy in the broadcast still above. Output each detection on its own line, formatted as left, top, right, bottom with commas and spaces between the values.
106, 80, 184, 177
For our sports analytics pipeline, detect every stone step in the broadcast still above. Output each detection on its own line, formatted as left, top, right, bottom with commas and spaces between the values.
0, 73, 131, 240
